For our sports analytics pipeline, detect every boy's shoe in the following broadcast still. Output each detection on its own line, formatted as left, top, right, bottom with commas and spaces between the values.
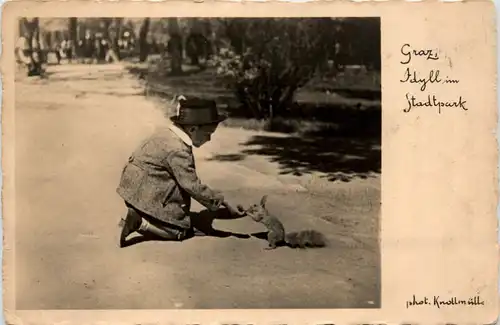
119, 209, 142, 248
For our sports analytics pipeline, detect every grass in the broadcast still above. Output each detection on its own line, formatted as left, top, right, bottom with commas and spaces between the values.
127, 61, 381, 135
220, 116, 343, 135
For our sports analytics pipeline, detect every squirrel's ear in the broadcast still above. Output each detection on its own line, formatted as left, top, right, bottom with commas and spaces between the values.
260, 195, 268, 207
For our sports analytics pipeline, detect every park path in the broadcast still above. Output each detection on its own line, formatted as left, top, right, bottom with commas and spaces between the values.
14, 63, 380, 310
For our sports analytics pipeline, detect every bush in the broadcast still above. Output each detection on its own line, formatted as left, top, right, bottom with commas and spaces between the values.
209, 18, 339, 120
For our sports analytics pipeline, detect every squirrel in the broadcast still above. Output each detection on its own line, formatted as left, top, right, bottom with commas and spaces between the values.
238, 195, 327, 250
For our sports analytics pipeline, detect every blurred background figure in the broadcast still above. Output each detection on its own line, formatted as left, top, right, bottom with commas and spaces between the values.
15, 33, 31, 66
30, 37, 44, 76
50, 38, 62, 65
94, 32, 105, 63
15, 31, 44, 77
103, 38, 120, 63
61, 38, 74, 63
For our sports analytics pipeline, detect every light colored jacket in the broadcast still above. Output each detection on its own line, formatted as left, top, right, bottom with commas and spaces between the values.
116, 125, 224, 229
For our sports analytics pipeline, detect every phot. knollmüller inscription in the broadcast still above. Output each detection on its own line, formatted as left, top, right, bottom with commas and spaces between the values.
399, 43, 467, 114
406, 294, 485, 309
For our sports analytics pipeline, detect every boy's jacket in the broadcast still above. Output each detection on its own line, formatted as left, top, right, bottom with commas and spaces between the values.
116, 126, 224, 229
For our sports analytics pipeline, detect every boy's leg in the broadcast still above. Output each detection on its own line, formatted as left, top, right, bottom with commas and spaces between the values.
138, 214, 189, 241
120, 204, 190, 247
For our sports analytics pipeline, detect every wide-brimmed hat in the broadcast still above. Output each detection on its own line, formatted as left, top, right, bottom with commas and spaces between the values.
170, 96, 227, 126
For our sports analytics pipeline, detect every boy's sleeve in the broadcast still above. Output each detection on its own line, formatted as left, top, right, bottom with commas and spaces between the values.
165, 149, 224, 211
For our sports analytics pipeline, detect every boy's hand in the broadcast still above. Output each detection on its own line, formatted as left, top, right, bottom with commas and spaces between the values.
222, 201, 246, 217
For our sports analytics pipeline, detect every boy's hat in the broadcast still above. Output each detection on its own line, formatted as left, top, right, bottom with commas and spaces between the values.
170, 95, 227, 125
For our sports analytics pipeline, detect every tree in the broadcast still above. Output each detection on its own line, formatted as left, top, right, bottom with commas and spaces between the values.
329, 18, 381, 71
138, 18, 150, 62
201, 18, 219, 59
167, 18, 183, 74
68, 17, 77, 43
112, 18, 124, 60
185, 18, 209, 67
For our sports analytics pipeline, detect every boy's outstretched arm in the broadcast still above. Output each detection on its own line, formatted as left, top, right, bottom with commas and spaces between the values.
165, 149, 225, 212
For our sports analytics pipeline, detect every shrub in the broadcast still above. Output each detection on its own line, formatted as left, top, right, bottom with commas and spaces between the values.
209, 18, 339, 120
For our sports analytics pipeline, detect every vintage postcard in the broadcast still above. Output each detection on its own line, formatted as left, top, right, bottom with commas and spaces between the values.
1, 0, 498, 324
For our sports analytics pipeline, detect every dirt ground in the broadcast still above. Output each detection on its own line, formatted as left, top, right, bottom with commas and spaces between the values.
14, 63, 380, 309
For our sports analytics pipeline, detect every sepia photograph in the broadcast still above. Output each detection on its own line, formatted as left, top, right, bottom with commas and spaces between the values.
13, 16, 381, 310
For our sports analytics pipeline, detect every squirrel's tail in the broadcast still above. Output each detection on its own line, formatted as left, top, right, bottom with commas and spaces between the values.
284, 230, 327, 249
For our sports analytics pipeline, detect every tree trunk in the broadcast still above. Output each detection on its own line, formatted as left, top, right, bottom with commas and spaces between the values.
209, 31, 218, 58
186, 34, 201, 66
18, 18, 26, 38
69, 18, 77, 42
167, 18, 183, 75
102, 18, 112, 39
32, 18, 40, 47
68, 17, 77, 58
169, 35, 183, 75
112, 18, 123, 60
138, 18, 150, 62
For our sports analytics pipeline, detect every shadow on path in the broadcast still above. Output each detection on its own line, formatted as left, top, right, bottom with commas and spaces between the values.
211, 124, 381, 183
243, 132, 380, 182
120, 208, 251, 248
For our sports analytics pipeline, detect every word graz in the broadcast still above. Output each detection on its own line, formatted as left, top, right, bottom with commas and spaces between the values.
400, 43, 440, 65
